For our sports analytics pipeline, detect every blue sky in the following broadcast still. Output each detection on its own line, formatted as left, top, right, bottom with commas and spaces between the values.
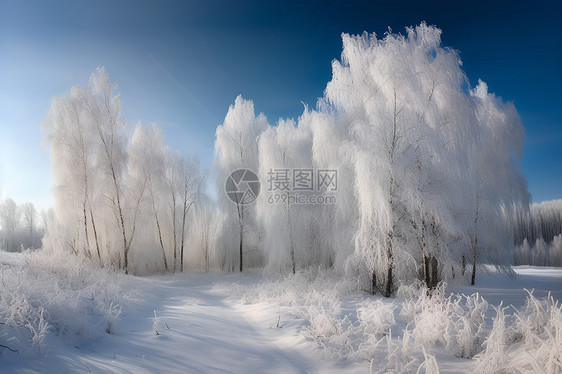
0, 0, 560, 211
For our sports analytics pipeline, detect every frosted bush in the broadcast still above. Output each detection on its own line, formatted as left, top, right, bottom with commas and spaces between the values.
354, 299, 397, 361
357, 299, 396, 338
474, 292, 562, 373
0, 249, 132, 354
399, 282, 489, 358
474, 304, 509, 373
508, 292, 562, 373
454, 297, 488, 357
418, 349, 440, 374
0, 289, 50, 353
303, 304, 352, 358
515, 290, 556, 336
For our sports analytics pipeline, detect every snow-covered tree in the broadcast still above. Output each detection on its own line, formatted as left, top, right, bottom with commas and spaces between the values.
86, 67, 133, 271
21, 203, 38, 249
128, 123, 169, 270
465, 80, 528, 283
42, 83, 101, 260
0, 198, 21, 252
0, 199, 43, 252
257, 118, 314, 273
214, 95, 269, 271
43, 68, 205, 274
512, 199, 562, 246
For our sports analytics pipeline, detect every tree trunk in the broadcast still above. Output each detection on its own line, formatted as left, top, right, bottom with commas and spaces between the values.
423, 253, 430, 287
150, 186, 168, 271
109, 165, 128, 273
384, 235, 394, 297
470, 192, 480, 286
179, 195, 192, 273
205, 233, 210, 272
239, 219, 243, 272
430, 255, 439, 289
287, 198, 296, 274
172, 196, 177, 273
180, 221, 186, 272
384, 261, 393, 298
89, 99, 128, 273
237, 200, 244, 273
89, 205, 102, 265
371, 269, 377, 295
82, 198, 91, 258
381, 89, 398, 298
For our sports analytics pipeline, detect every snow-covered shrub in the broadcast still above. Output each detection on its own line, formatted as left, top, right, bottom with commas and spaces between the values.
353, 299, 397, 362
473, 304, 509, 373
0, 289, 50, 352
418, 349, 440, 374
399, 282, 488, 358
474, 291, 562, 373
304, 298, 341, 339
357, 299, 396, 338
0, 249, 133, 355
508, 291, 562, 373
455, 292, 489, 358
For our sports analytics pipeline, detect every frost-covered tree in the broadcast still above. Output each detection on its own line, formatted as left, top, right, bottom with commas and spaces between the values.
0, 199, 43, 252
257, 118, 314, 273
321, 25, 457, 294
511, 199, 562, 247
305, 108, 356, 273
127, 124, 204, 273
514, 234, 562, 267
42, 67, 135, 270
314, 24, 528, 293
170, 154, 201, 272
128, 123, 170, 270
187, 199, 222, 272
42, 83, 101, 260
21, 203, 38, 249
43, 68, 204, 274
0, 198, 21, 252
214, 95, 268, 271
179, 157, 202, 271
465, 80, 528, 284
86, 67, 133, 271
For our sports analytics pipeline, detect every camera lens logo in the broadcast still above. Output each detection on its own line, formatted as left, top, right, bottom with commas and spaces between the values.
225, 168, 260, 205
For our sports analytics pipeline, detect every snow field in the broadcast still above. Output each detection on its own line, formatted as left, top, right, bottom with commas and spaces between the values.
1, 250, 561, 373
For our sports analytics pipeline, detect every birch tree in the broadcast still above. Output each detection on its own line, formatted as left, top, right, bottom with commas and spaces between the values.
215, 95, 268, 272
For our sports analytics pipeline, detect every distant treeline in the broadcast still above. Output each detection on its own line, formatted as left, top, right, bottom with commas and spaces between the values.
512, 199, 562, 245
510, 199, 562, 266
0, 198, 44, 252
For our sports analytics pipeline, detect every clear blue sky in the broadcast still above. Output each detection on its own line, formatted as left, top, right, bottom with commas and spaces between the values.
0, 0, 560, 212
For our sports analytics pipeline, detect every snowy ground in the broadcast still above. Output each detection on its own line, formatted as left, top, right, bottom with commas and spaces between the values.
1, 251, 561, 373
453, 265, 562, 308
6, 273, 353, 373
